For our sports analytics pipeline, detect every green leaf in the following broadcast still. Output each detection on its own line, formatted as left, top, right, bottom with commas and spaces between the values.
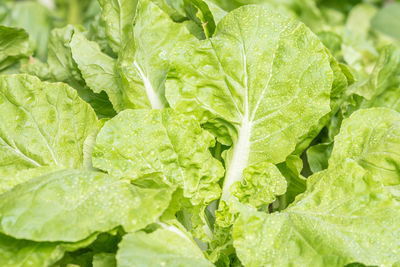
21, 25, 82, 86
233, 160, 400, 267
0, 169, 172, 242
70, 31, 124, 113
0, 74, 99, 193
233, 108, 400, 266
330, 108, 400, 186
93, 108, 224, 204
21, 25, 116, 118
341, 4, 378, 73
0, 230, 101, 267
0, 166, 60, 195
183, 0, 217, 38
317, 31, 342, 59
206, 0, 323, 33
356, 44, 400, 111
166, 5, 332, 201
0, 26, 32, 71
203, 0, 227, 24
86, 13, 116, 57
160, 190, 214, 241
0, 2, 53, 60
276, 155, 307, 209
97, 0, 138, 53
0, 233, 64, 267
371, 2, 400, 41
89, 0, 200, 111
307, 142, 333, 173
116, 227, 214, 267
231, 162, 286, 208
294, 55, 350, 157
117, 0, 196, 109
93, 253, 116, 267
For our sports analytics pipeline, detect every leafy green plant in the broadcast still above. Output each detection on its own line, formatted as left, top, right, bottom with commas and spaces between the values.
1, 0, 400, 266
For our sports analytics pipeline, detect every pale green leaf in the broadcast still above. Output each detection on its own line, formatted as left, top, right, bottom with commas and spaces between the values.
166, 5, 332, 201
330, 108, 400, 186
233, 160, 400, 267
357, 44, 400, 111
93, 108, 224, 204
21, 25, 116, 118
0, 232, 100, 267
341, 4, 378, 73
98, 0, 138, 53
0, 169, 172, 242
70, 31, 125, 112
21, 25, 82, 86
92, 108, 224, 241
0, 166, 61, 195
117, 0, 196, 109
203, 0, 227, 24
0, 233, 64, 267
116, 227, 214, 267
0, 74, 99, 192
233, 108, 400, 266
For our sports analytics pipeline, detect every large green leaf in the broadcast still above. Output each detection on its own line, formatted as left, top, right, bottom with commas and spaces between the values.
330, 108, 400, 186
166, 5, 332, 201
0, 74, 99, 193
0, 169, 172, 242
116, 227, 214, 267
93, 108, 224, 204
0, 26, 32, 71
233, 160, 400, 267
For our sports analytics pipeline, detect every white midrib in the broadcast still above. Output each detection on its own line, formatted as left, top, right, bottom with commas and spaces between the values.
221, 113, 252, 201
134, 61, 164, 109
